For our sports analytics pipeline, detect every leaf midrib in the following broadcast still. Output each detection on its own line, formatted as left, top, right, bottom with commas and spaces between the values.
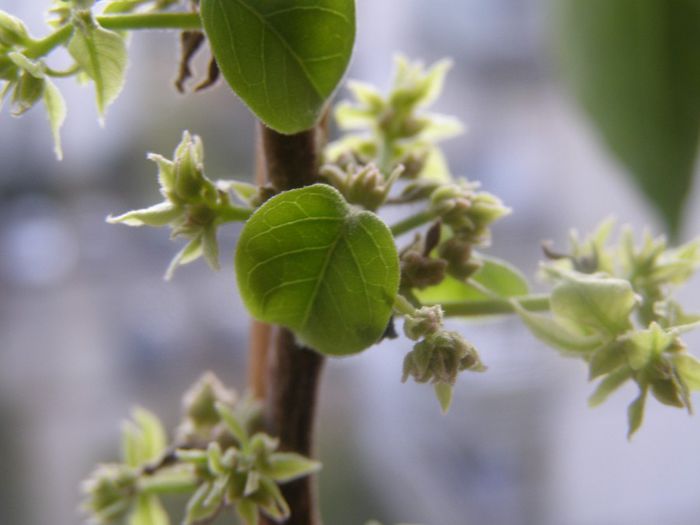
300, 220, 345, 331
228, 0, 325, 99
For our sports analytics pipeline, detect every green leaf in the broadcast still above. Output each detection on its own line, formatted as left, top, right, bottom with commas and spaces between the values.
128, 495, 169, 525
413, 275, 485, 305
235, 184, 399, 356
554, 0, 700, 235
265, 453, 321, 483
550, 273, 637, 336
68, 12, 127, 120
42, 79, 66, 160
414, 254, 529, 305
200, 0, 356, 134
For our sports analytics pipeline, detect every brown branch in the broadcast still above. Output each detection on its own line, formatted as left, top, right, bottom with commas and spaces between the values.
263, 328, 325, 525
253, 124, 325, 525
247, 129, 273, 401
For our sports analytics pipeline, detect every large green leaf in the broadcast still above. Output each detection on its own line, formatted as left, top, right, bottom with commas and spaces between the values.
68, 12, 127, 120
554, 0, 700, 235
235, 184, 399, 356
200, 0, 355, 134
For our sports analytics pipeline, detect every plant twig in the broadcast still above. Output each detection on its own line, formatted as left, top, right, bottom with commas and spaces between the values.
257, 124, 324, 525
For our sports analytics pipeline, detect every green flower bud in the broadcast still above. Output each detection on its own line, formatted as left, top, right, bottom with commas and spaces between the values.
400, 250, 448, 289
321, 162, 403, 211
402, 330, 484, 385
173, 131, 213, 203
81, 464, 137, 524
179, 372, 237, 441
439, 235, 481, 280
403, 305, 443, 340
0, 11, 30, 47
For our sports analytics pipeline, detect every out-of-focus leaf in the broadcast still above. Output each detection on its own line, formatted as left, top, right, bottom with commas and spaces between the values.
554, 0, 700, 235
415, 254, 529, 305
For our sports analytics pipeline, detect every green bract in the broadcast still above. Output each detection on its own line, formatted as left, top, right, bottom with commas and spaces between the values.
235, 184, 400, 356
200, 0, 356, 134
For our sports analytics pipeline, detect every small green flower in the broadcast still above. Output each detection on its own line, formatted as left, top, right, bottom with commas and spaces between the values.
517, 221, 700, 436
108, 131, 253, 279
321, 160, 403, 211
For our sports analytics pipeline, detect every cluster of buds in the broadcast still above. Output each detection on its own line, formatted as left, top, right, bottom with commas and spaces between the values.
178, 407, 320, 525
82, 373, 320, 525
326, 56, 463, 178
0, 11, 68, 158
429, 181, 510, 246
320, 156, 404, 211
399, 225, 448, 290
108, 131, 254, 279
82, 407, 171, 524
397, 299, 485, 413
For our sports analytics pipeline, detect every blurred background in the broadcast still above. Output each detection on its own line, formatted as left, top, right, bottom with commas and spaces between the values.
1, 1, 700, 525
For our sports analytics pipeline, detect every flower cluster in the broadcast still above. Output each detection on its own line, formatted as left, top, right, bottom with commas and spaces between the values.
396, 299, 485, 413
516, 221, 700, 436
82, 373, 320, 525
108, 131, 254, 279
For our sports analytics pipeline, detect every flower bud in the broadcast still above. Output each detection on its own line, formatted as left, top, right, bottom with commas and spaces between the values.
173, 132, 211, 203
81, 464, 137, 523
400, 250, 447, 289
403, 305, 443, 340
0, 11, 30, 47
178, 372, 237, 444
439, 235, 481, 280
403, 330, 484, 385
